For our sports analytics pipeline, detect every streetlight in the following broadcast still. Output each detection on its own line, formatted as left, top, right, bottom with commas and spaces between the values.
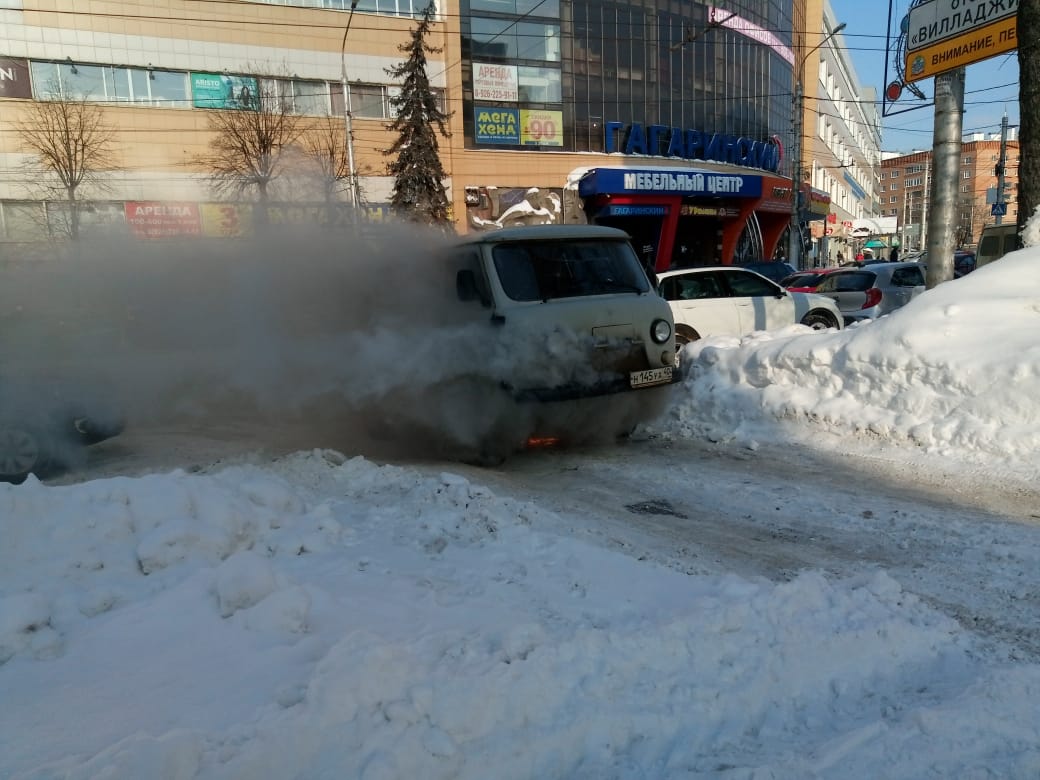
788, 21, 846, 269
340, 0, 362, 218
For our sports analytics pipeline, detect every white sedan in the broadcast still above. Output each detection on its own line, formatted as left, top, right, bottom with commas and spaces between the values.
657, 266, 844, 350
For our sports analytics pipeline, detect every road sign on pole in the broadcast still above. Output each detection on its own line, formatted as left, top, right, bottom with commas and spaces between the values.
904, 0, 1018, 84
992, 202, 1007, 217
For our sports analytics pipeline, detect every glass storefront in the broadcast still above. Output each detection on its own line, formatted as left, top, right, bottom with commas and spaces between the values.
461, 0, 795, 163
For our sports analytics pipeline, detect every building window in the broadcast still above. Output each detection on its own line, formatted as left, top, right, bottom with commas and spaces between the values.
472, 0, 560, 15
963, 170, 971, 178
890, 169, 900, 177
333, 82, 444, 119
890, 195, 897, 203
469, 18, 560, 62
260, 77, 330, 115
518, 66, 562, 103
963, 156, 973, 164
253, 0, 425, 18
30, 60, 189, 106
905, 177, 923, 187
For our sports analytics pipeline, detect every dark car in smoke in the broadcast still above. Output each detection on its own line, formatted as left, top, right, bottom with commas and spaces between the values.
0, 399, 124, 485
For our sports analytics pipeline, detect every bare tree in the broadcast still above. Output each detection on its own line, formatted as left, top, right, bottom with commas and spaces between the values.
192, 72, 305, 212
298, 115, 356, 205
14, 93, 119, 240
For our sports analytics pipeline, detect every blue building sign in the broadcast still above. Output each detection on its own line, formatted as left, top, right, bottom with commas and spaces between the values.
843, 170, 866, 201
605, 122, 782, 172
579, 168, 763, 199
474, 107, 520, 144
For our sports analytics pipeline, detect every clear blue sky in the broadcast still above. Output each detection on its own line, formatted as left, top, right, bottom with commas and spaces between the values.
829, 0, 1020, 154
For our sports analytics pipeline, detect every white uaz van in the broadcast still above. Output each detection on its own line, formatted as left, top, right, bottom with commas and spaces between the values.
434, 225, 678, 460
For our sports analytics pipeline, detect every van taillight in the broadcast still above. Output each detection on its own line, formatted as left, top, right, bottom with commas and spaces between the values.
861, 288, 883, 309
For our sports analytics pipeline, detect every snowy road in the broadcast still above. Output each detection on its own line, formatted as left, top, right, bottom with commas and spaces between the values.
71, 422, 1040, 663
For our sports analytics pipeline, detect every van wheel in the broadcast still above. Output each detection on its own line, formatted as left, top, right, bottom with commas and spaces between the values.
801, 310, 838, 330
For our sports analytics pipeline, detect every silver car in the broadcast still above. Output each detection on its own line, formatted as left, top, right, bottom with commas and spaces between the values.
813, 261, 926, 323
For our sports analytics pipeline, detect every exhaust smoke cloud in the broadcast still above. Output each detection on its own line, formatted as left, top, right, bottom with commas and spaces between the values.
1, 222, 665, 467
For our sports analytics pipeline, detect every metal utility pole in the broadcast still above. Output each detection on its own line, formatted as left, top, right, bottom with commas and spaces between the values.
901, 185, 909, 250
925, 67, 965, 289
995, 111, 1009, 225
921, 158, 930, 248
788, 22, 846, 270
340, 0, 362, 221
789, 78, 803, 265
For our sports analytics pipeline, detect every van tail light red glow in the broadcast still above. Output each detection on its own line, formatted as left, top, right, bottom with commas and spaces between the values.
861, 288, 883, 309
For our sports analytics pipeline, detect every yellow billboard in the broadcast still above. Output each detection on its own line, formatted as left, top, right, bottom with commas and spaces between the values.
200, 203, 252, 237
520, 110, 563, 147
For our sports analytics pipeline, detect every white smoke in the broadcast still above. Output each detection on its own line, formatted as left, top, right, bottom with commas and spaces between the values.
1, 220, 667, 466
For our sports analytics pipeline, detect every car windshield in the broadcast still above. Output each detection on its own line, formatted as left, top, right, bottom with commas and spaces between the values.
492, 239, 651, 302
820, 271, 875, 292
782, 272, 824, 287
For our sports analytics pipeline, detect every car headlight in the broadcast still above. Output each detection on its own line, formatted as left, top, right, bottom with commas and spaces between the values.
650, 318, 672, 344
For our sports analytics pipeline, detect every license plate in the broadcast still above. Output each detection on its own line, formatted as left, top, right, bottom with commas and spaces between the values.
629, 366, 673, 388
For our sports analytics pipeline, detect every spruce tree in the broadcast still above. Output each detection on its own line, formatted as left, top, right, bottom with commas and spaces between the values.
384, 2, 452, 229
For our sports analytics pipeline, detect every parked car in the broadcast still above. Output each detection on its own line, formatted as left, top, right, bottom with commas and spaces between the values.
737, 260, 797, 284
780, 268, 842, 292
954, 250, 976, 278
976, 223, 1018, 269
812, 261, 926, 323
0, 403, 124, 484
893, 250, 974, 277
657, 267, 844, 355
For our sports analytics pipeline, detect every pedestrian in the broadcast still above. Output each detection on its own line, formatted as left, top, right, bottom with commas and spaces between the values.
855, 250, 864, 261
835, 251, 844, 265
889, 246, 899, 262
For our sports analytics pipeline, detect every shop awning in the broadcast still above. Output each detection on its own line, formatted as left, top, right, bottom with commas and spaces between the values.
864, 239, 888, 248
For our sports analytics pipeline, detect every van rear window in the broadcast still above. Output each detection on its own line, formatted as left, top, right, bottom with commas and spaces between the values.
492, 239, 651, 301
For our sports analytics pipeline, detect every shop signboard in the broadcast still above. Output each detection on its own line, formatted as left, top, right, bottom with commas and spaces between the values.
473, 62, 518, 102
125, 202, 202, 238
191, 72, 259, 109
0, 57, 32, 99
520, 109, 563, 146
580, 168, 763, 198
905, 0, 1017, 83
200, 203, 251, 237
474, 107, 520, 144
604, 122, 782, 172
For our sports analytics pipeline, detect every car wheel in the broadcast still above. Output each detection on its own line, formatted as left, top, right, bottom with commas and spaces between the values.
0, 426, 46, 485
801, 310, 839, 330
674, 327, 700, 374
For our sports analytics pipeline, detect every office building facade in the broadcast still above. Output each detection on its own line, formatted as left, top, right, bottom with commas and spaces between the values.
1, 0, 833, 270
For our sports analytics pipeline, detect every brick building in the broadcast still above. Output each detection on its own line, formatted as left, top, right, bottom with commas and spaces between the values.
879, 135, 1019, 252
